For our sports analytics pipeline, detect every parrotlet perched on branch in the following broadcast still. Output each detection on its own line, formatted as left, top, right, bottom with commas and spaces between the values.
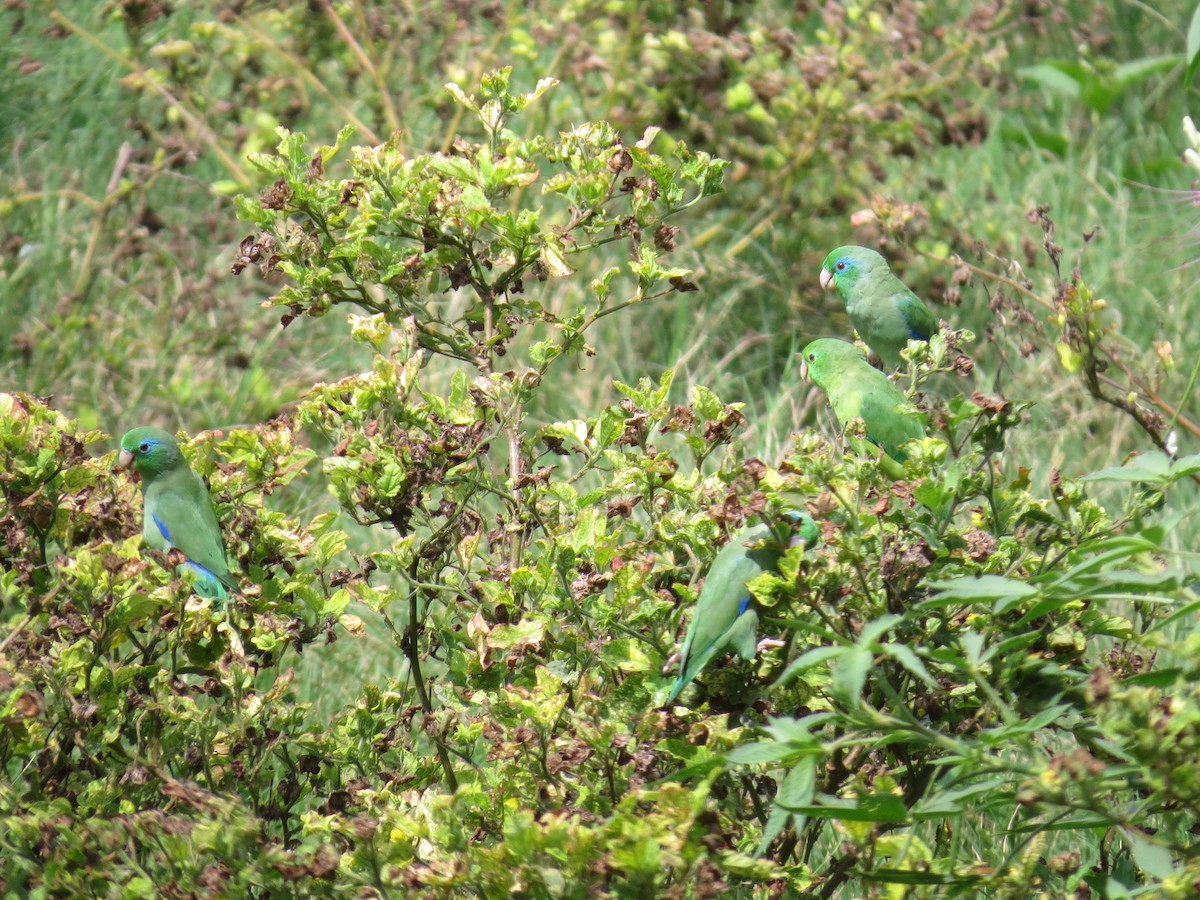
667, 513, 819, 704
801, 338, 926, 475
116, 427, 238, 600
819, 245, 938, 369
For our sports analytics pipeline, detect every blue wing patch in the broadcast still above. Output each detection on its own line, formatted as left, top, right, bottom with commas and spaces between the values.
152, 513, 171, 543
905, 311, 932, 340
737, 597, 751, 615
184, 559, 218, 580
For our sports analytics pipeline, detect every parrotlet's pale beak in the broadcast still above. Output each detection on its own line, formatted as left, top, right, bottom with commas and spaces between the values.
819, 269, 834, 290
116, 449, 134, 469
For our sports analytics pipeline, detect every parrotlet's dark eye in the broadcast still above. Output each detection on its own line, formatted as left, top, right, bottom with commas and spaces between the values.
139, 442, 150, 453
836, 262, 846, 271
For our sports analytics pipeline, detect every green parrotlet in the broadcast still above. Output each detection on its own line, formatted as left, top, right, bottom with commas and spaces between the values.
802, 338, 926, 472
116, 427, 238, 599
667, 513, 819, 704
819, 245, 938, 369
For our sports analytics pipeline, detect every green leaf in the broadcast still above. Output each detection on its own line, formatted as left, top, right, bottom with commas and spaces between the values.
960, 630, 990, 668
785, 793, 908, 823
725, 740, 799, 766
444, 81, 477, 111
377, 461, 406, 498
1081, 451, 1171, 485
718, 850, 786, 879
773, 645, 844, 687
1111, 55, 1182, 93
829, 647, 872, 708
754, 759, 815, 851
1010, 814, 1115, 833
1169, 451, 1200, 479
276, 126, 309, 165
568, 506, 605, 551
539, 238, 575, 278
311, 529, 348, 568
321, 588, 351, 617
911, 778, 1015, 818
777, 758, 816, 808
925, 575, 1038, 608
913, 480, 953, 517
880, 643, 936, 687
110, 592, 162, 628
856, 795, 910, 825
1018, 64, 1082, 98
1188, 5, 1200, 86
1000, 123, 1070, 155
428, 155, 478, 183
858, 613, 901, 645
1123, 829, 1174, 879
487, 618, 547, 651
754, 803, 794, 858
764, 714, 832, 744
599, 638, 652, 673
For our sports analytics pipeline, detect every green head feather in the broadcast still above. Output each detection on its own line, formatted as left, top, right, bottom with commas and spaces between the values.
118, 427, 184, 480
800, 337, 868, 388
820, 245, 889, 298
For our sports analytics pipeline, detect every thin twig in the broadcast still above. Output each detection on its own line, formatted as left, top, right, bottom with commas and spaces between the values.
48, 10, 252, 188
317, 0, 400, 135
73, 142, 134, 300
405, 560, 458, 792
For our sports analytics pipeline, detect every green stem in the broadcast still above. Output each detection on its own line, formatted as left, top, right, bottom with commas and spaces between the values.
405, 560, 458, 792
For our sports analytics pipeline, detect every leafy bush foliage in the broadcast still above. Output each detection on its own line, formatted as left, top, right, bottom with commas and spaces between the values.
7, 0, 1200, 896
4, 65, 1200, 897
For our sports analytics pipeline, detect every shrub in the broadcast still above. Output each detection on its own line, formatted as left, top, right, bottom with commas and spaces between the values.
5, 71, 1200, 896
